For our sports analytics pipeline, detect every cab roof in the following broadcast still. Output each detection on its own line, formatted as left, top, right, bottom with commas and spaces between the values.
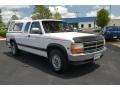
11, 19, 63, 23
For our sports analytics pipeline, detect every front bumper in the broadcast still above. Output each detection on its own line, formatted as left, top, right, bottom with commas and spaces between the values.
68, 47, 106, 65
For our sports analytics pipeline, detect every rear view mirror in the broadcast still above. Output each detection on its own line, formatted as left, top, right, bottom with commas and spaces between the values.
31, 28, 42, 34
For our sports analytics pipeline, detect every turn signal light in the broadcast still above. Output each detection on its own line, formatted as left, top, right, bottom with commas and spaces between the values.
71, 48, 84, 54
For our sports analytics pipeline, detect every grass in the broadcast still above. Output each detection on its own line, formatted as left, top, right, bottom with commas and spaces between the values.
0, 30, 7, 37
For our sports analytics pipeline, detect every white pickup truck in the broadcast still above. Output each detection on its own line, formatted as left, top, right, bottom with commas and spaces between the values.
6, 19, 106, 73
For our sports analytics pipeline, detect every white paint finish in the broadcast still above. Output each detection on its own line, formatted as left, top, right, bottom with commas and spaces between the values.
18, 45, 48, 57
6, 19, 105, 60
43, 37, 72, 54
44, 32, 95, 41
6, 20, 96, 58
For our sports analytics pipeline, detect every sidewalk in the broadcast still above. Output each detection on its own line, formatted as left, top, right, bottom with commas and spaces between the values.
0, 38, 6, 41
0, 36, 6, 41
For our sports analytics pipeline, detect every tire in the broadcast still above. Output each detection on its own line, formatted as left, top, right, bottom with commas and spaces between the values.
49, 49, 69, 73
10, 41, 19, 56
87, 61, 95, 65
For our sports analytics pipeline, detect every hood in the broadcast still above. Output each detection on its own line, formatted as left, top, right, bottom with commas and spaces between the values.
44, 32, 96, 41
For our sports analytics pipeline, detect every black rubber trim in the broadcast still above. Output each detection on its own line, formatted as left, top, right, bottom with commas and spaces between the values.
47, 43, 67, 52
69, 59, 94, 65
7, 32, 22, 33
17, 43, 46, 51
47, 43, 68, 58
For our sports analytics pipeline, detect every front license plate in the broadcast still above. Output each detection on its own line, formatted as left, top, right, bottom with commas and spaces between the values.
94, 53, 101, 60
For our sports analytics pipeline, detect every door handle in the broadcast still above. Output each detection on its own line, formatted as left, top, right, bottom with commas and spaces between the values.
28, 35, 30, 37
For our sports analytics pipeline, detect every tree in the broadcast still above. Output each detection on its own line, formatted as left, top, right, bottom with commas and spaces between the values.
11, 15, 19, 20
96, 8, 110, 29
31, 5, 52, 19
31, 13, 40, 20
54, 12, 62, 20
0, 22, 6, 27
0, 9, 6, 27
7, 15, 19, 27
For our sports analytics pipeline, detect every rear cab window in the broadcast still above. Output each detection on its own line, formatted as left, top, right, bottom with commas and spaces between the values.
8, 22, 15, 31
8, 21, 24, 32
13, 23, 23, 31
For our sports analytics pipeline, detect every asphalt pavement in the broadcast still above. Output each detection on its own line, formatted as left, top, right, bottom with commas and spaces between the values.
0, 40, 120, 85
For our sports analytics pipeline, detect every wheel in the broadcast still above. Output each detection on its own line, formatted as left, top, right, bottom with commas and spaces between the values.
49, 49, 69, 73
10, 41, 19, 56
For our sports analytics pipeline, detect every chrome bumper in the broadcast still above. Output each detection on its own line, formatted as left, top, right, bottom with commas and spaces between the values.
68, 47, 106, 63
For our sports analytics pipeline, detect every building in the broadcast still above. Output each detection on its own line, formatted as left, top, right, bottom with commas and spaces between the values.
63, 17, 97, 30
108, 19, 120, 26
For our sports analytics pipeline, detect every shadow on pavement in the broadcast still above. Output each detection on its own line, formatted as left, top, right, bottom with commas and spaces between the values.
4, 51, 100, 79
106, 39, 120, 42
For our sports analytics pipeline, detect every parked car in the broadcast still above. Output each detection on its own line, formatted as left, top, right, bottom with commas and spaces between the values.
102, 26, 120, 40
6, 19, 106, 73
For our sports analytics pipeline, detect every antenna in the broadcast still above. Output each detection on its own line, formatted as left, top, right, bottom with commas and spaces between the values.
0, 9, 2, 22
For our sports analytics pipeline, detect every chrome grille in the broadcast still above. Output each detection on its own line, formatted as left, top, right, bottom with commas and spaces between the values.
84, 39, 104, 53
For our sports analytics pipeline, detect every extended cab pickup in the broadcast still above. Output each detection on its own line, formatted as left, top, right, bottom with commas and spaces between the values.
6, 19, 106, 73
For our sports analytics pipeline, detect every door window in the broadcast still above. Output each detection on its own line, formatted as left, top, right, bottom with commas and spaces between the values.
30, 22, 42, 34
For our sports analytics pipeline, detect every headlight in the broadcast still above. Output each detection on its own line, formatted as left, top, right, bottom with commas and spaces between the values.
71, 43, 84, 54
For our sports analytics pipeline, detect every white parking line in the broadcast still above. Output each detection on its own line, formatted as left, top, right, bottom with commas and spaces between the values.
108, 41, 120, 48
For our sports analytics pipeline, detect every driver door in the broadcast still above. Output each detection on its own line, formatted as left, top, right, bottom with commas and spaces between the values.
22, 21, 47, 57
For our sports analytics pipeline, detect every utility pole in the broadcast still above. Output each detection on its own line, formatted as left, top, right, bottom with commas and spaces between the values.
0, 9, 2, 23
109, 5, 111, 18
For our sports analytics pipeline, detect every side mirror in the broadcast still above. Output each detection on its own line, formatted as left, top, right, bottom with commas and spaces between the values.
31, 28, 42, 34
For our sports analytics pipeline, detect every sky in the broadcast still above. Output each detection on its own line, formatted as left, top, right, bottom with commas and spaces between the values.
0, 5, 120, 23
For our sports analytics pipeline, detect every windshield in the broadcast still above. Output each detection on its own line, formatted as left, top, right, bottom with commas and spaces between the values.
42, 21, 76, 33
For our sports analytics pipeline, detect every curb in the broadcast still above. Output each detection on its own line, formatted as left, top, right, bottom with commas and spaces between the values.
0, 38, 6, 41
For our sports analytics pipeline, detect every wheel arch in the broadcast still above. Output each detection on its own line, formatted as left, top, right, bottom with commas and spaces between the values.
47, 43, 68, 59
9, 38, 16, 44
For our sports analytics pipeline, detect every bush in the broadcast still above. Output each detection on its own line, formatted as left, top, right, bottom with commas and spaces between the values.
0, 30, 7, 37
93, 28, 101, 32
